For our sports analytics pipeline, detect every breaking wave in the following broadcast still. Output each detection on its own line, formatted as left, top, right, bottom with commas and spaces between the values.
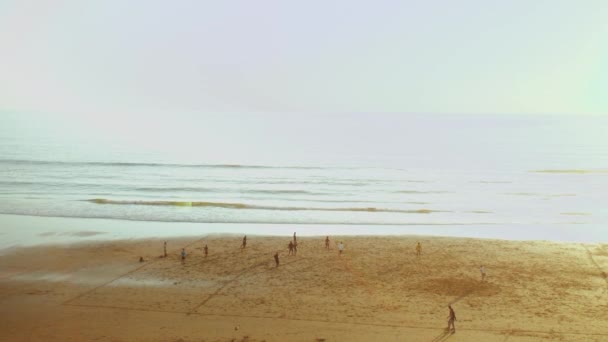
86, 198, 445, 214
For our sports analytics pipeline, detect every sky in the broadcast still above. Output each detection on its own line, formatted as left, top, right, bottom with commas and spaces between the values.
0, 1, 607, 167
1, 0, 607, 118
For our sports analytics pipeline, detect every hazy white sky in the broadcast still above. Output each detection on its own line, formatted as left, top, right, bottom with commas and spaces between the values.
1, 0, 607, 118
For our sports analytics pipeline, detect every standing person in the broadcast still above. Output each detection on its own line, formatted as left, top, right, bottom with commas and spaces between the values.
416, 242, 422, 256
204, 244, 208, 258
181, 248, 187, 263
338, 241, 345, 255
447, 305, 456, 333
241, 236, 247, 250
163, 241, 167, 258
293, 232, 297, 255
480, 265, 486, 281
274, 252, 280, 267
325, 236, 330, 250
288, 241, 294, 255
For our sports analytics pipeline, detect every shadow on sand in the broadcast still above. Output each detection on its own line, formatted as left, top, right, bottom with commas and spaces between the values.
431, 329, 454, 342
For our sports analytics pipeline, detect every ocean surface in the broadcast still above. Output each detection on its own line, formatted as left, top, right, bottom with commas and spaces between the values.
0, 113, 607, 242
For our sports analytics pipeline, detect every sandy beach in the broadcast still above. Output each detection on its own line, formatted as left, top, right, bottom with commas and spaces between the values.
1, 234, 607, 341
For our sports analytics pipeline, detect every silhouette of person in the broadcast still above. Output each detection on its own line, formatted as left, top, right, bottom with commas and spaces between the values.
447, 305, 456, 332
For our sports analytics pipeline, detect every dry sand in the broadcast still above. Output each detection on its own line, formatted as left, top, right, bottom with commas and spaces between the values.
1, 234, 607, 341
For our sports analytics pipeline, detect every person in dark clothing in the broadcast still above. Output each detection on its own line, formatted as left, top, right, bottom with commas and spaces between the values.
204, 244, 208, 258
447, 305, 456, 332
274, 252, 280, 267
288, 241, 294, 255
241, 236, 247, 250
325, 236, 330, 250
163, 241, 167, 258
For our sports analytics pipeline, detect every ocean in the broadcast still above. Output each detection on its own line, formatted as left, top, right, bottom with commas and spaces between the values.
1, 113, 607, 243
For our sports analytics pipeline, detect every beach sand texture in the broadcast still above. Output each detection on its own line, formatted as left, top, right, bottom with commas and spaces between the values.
1, 235, 607, 341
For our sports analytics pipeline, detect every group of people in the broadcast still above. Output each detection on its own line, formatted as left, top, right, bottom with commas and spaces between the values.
158, 237, 489, 333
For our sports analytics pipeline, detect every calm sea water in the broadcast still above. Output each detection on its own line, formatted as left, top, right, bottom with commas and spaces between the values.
0, 113, 607, 234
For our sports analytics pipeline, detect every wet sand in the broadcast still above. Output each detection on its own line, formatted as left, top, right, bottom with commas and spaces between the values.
1, 235, 607, 341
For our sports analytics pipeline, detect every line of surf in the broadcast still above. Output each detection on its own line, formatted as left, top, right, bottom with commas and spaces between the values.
0, 159, 353, 170
85, 198, 446, 214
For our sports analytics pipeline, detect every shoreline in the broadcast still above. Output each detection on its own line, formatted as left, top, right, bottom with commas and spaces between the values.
1, 235, 607, 341
0, 213, 606, 252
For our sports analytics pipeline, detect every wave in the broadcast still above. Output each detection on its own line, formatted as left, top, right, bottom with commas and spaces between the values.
0, 212, 495, 225
86, 198, 446, 214
0, 159, 335, 170
532, 169, 608, 174
0, 181, 331, 196
395, 190, 450, 194
134, 187, 324, 195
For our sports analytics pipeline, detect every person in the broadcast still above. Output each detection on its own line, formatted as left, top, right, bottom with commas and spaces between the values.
163, 241, 167, 258
338, 241, 345, 255
416, 242, 422, 256
325, 236, 330, 250
241, 236, 247, 250
293, 232, 298, 255
204, 244, 208, 258
181, 248, 187, 262
447, 305, 456, 333
274, 252, 280, 267
139, 256, 144, 263
288, 241, 294, 255
480, 265, 486, 281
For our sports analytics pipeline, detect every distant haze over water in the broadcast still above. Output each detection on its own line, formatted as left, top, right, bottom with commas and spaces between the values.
1, 113, 606, 240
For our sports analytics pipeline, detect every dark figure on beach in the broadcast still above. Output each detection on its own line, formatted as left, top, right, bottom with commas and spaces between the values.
292, 232, 298, 255
163, 241, 167, 258
139, 256, 144, 263
416, 242, 422, 257
447, 305, 456, 333
241, 236, 247, 250
204, 244, 208, 258
274, 252, 280, 267
181, 248, 187, 262
288, 241, 294, 255
325, 236, 330, 250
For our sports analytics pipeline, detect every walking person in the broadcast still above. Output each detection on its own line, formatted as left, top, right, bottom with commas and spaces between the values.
181, 248, 187, 263
163, 241, 167, 258
338, 241, 345, 256
447, 305, 456, 333
204, 244, 208, 258
416, 242, 422, 256
288, 241, 294, 255
274, 252, 280, 268
325, 236, 330, 250
241, 236, 247, 250
480, 265, 486, 281
293, 232, 297, 255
